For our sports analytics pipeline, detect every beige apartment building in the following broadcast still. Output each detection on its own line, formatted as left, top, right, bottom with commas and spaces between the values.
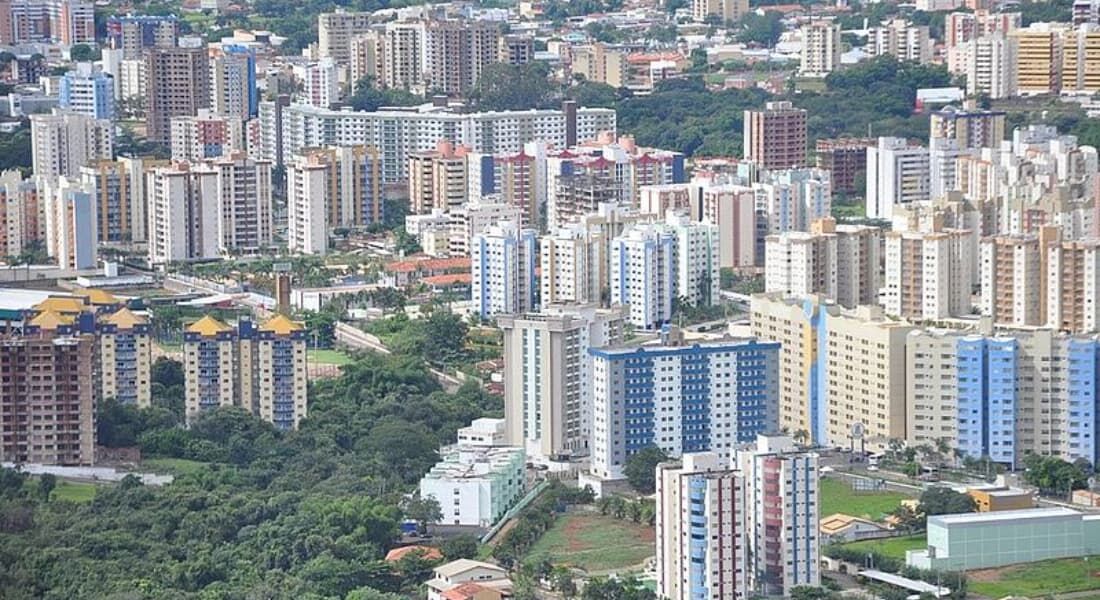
408, 140, 468, 214
691, 0, 748, 23
883, 225, 974, 320
750, 294, 912, 451
571, 43, 627, 88
1011, 23, 1068, 95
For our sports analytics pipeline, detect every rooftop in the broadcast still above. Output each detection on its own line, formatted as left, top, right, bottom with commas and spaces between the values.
929, 506, 1081, 527
187, 315, 233, 336
103, 307, 147, 328
259, 314, 304, 335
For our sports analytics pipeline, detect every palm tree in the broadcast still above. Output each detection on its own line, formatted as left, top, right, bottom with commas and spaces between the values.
793, 429, 810, 447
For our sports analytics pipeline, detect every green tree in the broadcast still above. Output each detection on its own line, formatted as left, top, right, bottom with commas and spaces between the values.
348, 76, 423, 111
69, 44, 100, 61
402, 494, 442, 535
440, 534, 479, 560
736, 11, 784, 46
346, 588, 406, 600
581, 576, 657, 600
918, 487, 976, 516
469, 63, 555, 111
623, 446, 669, 494
36, 474, 56, 502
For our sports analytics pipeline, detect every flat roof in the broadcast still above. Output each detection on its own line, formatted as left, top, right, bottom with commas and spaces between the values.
930, 507, 1080, 526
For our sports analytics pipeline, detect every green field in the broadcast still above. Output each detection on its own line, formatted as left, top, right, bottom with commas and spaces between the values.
308, 349, 355, 366
525, 512, 655, 574
840, 534, 926, 560
820, 477, 910, 521
969, 556, 1100, 598
142, 458, 210, 476
51, 481, 98, 502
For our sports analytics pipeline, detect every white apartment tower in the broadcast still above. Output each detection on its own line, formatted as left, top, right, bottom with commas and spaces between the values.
146, 162, 220, 265
865, 137, 931, 220
610, 223, 675, 330
471, 220, 537, 319
883, 226, 974, 319
211, 153, 272, 255
498, 305, 625, 462
540, 226, 600, 305
30, 110, 114, 179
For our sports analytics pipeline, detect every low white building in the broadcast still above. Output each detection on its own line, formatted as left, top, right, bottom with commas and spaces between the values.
420, 420, 526, 529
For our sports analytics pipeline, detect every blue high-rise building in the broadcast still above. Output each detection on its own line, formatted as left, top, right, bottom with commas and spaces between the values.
589, 333, 780, 480
58, 63, 115, 120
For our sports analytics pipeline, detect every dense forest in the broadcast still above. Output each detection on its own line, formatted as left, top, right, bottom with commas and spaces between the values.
0, 353, 502, 599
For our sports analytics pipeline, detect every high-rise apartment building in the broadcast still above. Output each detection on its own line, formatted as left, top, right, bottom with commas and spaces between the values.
209, 153, 272, 255
0, 311, 95, 465
98, 307, 152, 407
30, 110, 114, 178
382, 21, 426, 91
737, 435, 820, 596
610, 222, 675, 330
349, 32, 384, 87
80, 159, 145, 243
471, 220, 537, 318
1062, 24, 1100, 95
540, 226, 600, 305
571, 44, 627, 88
145, 47, 210, 143
146, 161, 220, 264
301, 58, 340, 109
701, 184, 757, 269
210, 45, 258, 119
883, 225, 974, 320
865, 137, 931, 220
946, 10, 1021, 48
317, 9, 374, 63
815, 138, 874, 196
1075, 0, 1100, 25
424, 20, 502, 96
743, 101, 808, 170
869, 19, 932, 63
0, 170, 42, 256
750, 294, 912, 450
657, 452, 749, 600
979, 232, 1049, 327
170, 111, 249, 162
590, 333, 780, 481
287, 145, 383, 255
499, 305, 625, 462
1, 0, 93, 44
446, 200, 523, 257
957, 33, 1018, 99
907, 326, 1100, 468
184, 314, 308, 430
1048, 238, 1100, 333
58, 62, 114, 120
764, 218, 881, 309
930, 105, 1007, 150
106, 15, 178, 59
408, 140, 468, 214
41, 177, 96, 270
691, 0, 748, 23
799, 20, 840, 77
1011, 23, 1068, 95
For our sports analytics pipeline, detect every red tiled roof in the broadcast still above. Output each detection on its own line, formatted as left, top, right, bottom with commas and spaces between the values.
384, 545, 444, 562
423, 273, 472, 286
442, 583, 493, 600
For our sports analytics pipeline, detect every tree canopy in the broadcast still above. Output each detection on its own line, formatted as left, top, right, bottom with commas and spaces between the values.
623, 446, 670, 494
1, 353, 503, 598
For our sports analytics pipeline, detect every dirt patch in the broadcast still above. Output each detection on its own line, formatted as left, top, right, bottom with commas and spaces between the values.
562, 514, 590, 552
968, 566, 1012, 582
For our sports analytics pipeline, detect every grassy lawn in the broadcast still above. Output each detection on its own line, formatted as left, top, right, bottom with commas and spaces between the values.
820, 477, 910, 521
308, 349, 355, 366
51, 481, 98, 503
969, 556, 1100, 598
840, 534, 926, 561
141, 458, 210, 476
525, 512, 655, 573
